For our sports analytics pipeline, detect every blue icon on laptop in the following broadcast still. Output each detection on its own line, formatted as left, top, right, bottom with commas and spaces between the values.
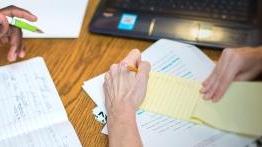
118, 13, 137, 30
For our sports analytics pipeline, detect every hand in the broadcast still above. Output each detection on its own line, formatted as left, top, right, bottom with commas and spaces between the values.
104, 49, 151, 120
201, 47, 262, 102
103, 49, 151, 147
0, 5, 37, 62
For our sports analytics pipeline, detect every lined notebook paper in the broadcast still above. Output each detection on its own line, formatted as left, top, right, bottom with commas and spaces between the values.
140, 72, 201, 120
0, 57, 81, 146
140, 72, 262, 136
194, 82, 262, 137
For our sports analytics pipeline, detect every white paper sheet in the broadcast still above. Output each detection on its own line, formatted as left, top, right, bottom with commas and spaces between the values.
0, 0, 88, 38
0, 57, 81, 146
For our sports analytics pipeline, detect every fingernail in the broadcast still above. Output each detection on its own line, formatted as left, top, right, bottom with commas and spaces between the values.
203, 94, 210, 100
212, 99, 217, 103
212, 97, 220, 103
8, 54, 17, 62
32, 15, 38, 21
19, 51, 25, 58
202, 94, 207, 100
200, 87, 205, 93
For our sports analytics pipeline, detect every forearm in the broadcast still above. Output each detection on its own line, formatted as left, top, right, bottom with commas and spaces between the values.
107, 108, 142, 147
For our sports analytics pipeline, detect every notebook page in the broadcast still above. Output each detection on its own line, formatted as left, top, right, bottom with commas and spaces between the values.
0, 57, 68, 140
0, 121, 81, 146
140, 72, 201, 120
193, 82, 262, 137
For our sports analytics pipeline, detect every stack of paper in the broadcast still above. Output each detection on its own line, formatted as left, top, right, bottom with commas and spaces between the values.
0, 57, 81, 146
83, 39, 253, 146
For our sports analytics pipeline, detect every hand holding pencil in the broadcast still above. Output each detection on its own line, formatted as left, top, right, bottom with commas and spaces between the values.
104, 49, 151, 110
103, 49, 151, 147
0, 5, 38, 62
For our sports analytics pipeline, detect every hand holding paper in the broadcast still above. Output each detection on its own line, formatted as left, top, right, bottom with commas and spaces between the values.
141, 72, 262, 136
201, 47, 262, 102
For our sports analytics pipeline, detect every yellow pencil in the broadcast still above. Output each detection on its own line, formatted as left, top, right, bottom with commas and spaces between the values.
127, 65, 138, 73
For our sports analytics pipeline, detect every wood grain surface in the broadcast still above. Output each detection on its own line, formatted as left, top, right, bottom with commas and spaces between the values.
0, 0, 221, 146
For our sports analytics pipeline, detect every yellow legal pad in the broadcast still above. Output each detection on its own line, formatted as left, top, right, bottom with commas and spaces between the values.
140, 72, 262, 137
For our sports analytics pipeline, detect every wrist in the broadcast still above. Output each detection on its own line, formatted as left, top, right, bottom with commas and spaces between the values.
107, 105, 137, 129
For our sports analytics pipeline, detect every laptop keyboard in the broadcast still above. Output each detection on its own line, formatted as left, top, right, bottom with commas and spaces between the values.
110, 0, 255, 22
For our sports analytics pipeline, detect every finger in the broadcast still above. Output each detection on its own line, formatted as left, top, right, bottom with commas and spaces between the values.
136, 61, 151, 79
109, 64, 120, 99
133, 61, 151, 104
204, 56, 229, 99
208, 73, 229, 102
103, 75, 112, 109
212, 83, 229, 102
201, 69, 219, 100
201, 65, 220, 94
18, 44, 26, 58
0, 14, 9, 37
211, 71, 235, 102
201, 49, 230, 99
211, 60, 240, 102
8, 27, 22, 62
121, 49, 141, 67
203, 73, 219, 100
210, 49, 246, 102
120, 61, 135, 76
118, 64, 129, 99
0, 5, 37, 22
202, 48, 233, 88
109, 64, 119, 75
201, 50, 227, 90
7, 46, 18, 62
105, 72, 114, 102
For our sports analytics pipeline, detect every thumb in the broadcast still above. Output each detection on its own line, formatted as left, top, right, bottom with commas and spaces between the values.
136, 61, 151, 78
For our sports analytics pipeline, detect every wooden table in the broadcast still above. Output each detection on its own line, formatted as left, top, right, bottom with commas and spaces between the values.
0, 0, 222, 146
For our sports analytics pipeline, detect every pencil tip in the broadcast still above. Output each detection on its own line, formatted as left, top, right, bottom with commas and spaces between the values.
36, 29, 44, 33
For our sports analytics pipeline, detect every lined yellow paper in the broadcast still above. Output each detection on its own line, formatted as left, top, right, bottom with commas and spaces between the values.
193, 82, 262, 136
140, 72, 201, 120
140, 72, 262, 136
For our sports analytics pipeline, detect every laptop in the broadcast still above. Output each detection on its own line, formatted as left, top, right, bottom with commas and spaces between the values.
89, 0, 262, 48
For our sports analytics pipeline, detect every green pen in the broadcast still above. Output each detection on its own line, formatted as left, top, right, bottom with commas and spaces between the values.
6, 16, 43, 33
